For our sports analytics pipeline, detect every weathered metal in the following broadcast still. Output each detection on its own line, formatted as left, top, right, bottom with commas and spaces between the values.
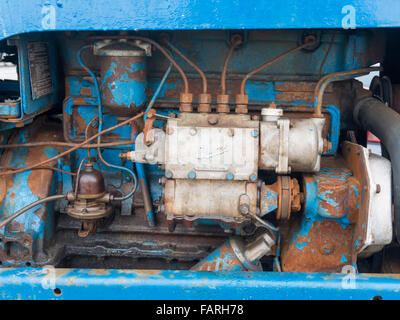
342, 141, 392, 257
0, 6, 399, 299
2, 267, 400, 300
192, 231, 275, 271
164, 179, 256, 229
76, 162, 106, 198
280, 165, 360, 272
259, 108, 325, 173
165, 112, 259, 181
0, 118, 67, 266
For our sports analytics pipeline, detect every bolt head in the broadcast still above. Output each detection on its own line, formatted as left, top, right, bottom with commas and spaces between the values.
165, 171, 173, 179
188, 171, 196, 179
207, 115, 219, 125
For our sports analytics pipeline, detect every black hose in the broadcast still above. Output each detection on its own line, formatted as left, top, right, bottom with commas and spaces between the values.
354, 96, 400, 242
0, 194, 66, 229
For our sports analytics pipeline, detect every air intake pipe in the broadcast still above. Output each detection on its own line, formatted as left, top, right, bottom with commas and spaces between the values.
354, 96, 400, 242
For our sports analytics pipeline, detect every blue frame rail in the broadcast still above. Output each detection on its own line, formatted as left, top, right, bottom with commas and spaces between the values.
0, 268, 400, 300
1, 0, 400, 41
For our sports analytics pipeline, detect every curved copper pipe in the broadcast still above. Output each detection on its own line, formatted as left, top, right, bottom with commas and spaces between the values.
221, 36, 243, 95
313, 67, 383, 116
166, 42, 208, 93
240, 41, 315, 95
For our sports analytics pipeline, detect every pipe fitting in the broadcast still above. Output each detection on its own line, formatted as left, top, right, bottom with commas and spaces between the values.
235, 93, 249, 114
216, 94, 230, 113
198, 93, 212, 113
180, 92, 193, 112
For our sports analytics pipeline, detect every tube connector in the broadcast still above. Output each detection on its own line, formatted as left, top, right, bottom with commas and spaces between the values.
119, 151, 135, 161
235, 94, 249, 114
198, 93, 212, 113
180, 92, 193, 112
216, 94, 230, 113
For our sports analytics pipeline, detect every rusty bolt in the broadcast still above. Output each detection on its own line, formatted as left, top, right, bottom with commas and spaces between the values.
252, 115, 260, 121
230, 34, 243, 46
166, 127, 174, 135
320, 243, 335, 255
304, 34, 317, 46
227, 128, 235, 137
207, 114, 219, 125
376, 184, 381, 194
189, 128, 197, 136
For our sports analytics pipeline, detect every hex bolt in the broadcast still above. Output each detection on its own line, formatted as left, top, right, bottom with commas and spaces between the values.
252, 130, 259, 137
190, 128, 197, 136
188, 171, 196, 179
165, 171, 173, 179
239, 204, 250, 215
207, 115, 219, 125
250, 174, 257, 181
226, 173, 234, 180
166, 127, 174, 135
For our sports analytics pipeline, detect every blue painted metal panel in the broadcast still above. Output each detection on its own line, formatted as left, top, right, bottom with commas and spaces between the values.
0, 267, 399, 300
0, 0, 400, 41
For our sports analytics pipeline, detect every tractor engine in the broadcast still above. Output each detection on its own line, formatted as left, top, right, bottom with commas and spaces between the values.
0, 29, 395, 275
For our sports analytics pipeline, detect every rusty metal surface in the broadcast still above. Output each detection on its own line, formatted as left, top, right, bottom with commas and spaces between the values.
0, 117, 68, 266
99, 56, 147, 117
76, 163, 106, 197
280, 158, 361, 272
